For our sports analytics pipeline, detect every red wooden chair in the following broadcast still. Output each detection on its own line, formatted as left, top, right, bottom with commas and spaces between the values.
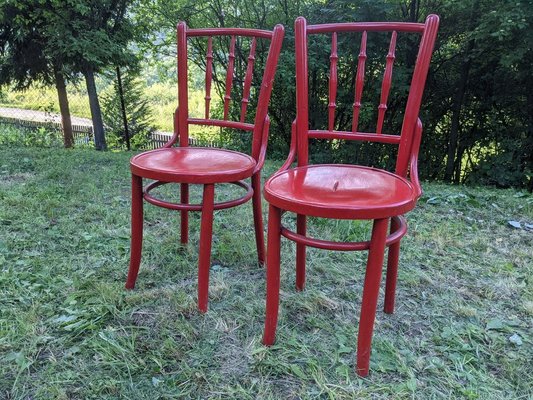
263, 15, 439, 376
126, 22, 284, 313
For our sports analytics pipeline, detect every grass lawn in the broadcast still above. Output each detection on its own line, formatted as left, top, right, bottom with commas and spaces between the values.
0, 147, 532, 399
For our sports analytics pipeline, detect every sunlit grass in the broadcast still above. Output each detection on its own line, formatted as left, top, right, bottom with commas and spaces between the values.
0, 146, 532, 399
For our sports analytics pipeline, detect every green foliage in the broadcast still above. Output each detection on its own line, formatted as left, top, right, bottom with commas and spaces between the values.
101, 70, 156, 150
2, 0, 532, 188
39, 0, 139, 74
0, 0, 146, 150
0, 123, 62, 148
0, 1, 56, 89
139, 0, 533, 190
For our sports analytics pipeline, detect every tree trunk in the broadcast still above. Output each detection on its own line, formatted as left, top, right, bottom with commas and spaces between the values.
454, 144, 465, 183
444, 1, 479, 182
409, 0, 419, 22
444, 54, 471, 182
402, 0, 421, 70
524, 52, 533, 192
526, 89, 533, 192
84, 66, 107, 151
116, 66, 130, 150
54, 68, 74, 148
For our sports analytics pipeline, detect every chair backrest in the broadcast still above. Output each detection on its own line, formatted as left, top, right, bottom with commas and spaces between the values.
294, 15, 439, 177
171, 22, 284, 163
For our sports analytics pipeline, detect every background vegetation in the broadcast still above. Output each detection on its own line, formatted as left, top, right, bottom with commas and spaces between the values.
1, 0, 532, 188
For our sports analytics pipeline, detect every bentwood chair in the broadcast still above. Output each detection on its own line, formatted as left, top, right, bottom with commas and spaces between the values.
263, 15, 439, 376
126, 22, 284, 312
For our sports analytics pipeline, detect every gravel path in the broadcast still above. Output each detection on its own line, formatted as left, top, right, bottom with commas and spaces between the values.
0, 106, 93, 127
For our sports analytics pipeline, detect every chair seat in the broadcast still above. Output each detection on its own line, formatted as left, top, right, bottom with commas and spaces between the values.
130, 147, 256, 184
264, 164, 418, 219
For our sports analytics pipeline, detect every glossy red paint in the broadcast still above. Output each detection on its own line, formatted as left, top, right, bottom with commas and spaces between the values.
262, 15, 439, 377
131, 147, 256, 184
264, 165, 417, 220
126, 22, 285, 314
377, 31, 397, 135
352, 31, 367, 133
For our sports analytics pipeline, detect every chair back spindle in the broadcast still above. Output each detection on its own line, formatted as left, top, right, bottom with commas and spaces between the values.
376, 31, 397, 135
240, 37, 257, 123
204, 36, 213, 119
223, 36, 237, 120
352, 31, 367, 134
328, 32, 338, 132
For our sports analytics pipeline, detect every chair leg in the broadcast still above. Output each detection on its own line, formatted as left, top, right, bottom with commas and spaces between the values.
384, 217, 401, 314
356, 218, 388, 377
296, 214, 306, 291
126, 174, 144, 289
251, 172, 266, 265
180, 183, 189, 245
263, 205, 282, 345
197, 183, 215, 313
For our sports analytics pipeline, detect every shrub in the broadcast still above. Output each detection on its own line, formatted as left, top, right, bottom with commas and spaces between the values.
0, 123, 62, 148
101, 71, 157, 150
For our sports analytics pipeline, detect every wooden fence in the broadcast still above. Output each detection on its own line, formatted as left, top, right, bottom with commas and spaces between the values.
0, 116, 218, 149
146, 131, 220, 149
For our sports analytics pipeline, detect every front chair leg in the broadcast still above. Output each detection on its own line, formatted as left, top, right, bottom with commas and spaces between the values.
356, 218, 388, 377
251, 173, 266, 265
126, 174, 144, 289
263, 205, 282, 345
197, 183, 215, 313
384, 217, 401, 314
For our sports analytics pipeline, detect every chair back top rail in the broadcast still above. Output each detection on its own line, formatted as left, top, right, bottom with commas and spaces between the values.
294, 15, 439, 177
307, 22, 425, 34
187, 27, 274, 39
174, 22, 284, 162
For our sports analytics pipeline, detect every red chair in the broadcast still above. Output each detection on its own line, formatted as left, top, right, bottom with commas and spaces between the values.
263, 15, 439, 376
126, 22, 284, 313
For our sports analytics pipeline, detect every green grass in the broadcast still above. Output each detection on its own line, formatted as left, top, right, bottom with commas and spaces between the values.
0, 147, 532, 399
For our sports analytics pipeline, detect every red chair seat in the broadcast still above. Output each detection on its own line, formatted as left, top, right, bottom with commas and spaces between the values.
264, 165, 417, 220
130, 147, 256, 184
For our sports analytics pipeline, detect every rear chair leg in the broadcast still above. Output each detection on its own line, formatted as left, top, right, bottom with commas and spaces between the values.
251, 173, 266, 265
180, 183, 189, 245
296, 214, 306, 290
384, 217, 401, 314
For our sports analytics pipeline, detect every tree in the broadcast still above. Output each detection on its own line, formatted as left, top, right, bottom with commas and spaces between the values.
419, 0, 533, 187
41, 0, 140, 151
139, 0, 533, 189
0, 1, 74, 148
102, 69, 156, 150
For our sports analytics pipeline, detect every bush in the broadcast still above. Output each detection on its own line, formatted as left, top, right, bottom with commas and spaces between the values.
101, 71, 156, 150
0, 123, 62, 148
